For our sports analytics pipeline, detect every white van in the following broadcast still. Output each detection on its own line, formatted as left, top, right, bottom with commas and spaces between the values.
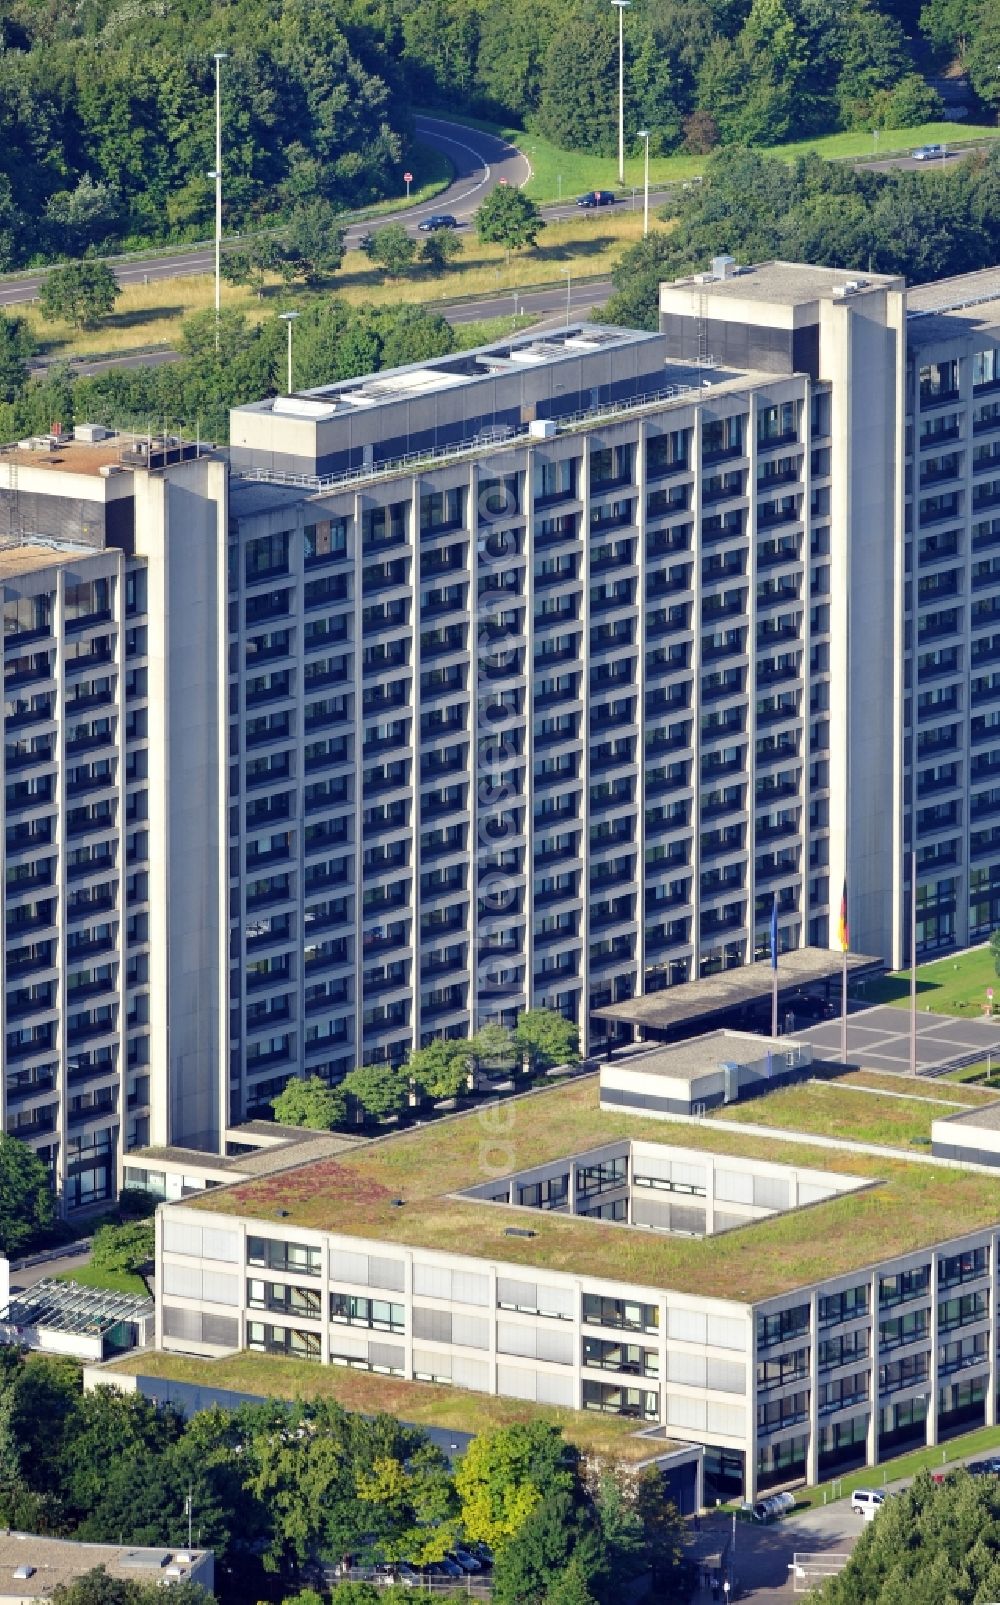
851, 1489, 884, 1519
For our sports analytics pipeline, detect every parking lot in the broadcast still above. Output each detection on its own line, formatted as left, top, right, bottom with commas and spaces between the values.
691, 1443, 1000, 1599
796, 1002, 1000, 1076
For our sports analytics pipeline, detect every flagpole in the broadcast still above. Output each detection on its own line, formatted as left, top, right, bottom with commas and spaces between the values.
839, 877, 849, 1064
841, 946, 847, 1063
770, 895, 779, 1037
910, 847, 917, 1077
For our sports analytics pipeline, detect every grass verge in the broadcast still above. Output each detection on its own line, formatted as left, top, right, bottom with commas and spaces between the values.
105, 1349, 657, 1462
795, 1421, 1000, 1512
941, 1061, 1000, 1085
358, 140, 453, 219
27, 212, 646, 361
437, 112, 1000, 204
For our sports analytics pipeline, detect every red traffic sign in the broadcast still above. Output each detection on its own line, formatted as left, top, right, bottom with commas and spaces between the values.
403, 171, 413, 183
499, 177, 509, 185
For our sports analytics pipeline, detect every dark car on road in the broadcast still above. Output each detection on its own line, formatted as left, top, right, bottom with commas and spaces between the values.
417, 214, 459, 231
576, 190, 616, 207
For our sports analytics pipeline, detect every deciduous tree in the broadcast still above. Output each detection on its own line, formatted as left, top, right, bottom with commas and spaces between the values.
513, 1008, 580, 1075
475, 187, 544, 253
455, 1422, 575, 1551
407, 1039, 471, 1102
363, 223, 417, 277
38, 259, 120, 330
272, 1074, 346, 1130
0, 1133, 55, 1255
341, 1062, 410, 1122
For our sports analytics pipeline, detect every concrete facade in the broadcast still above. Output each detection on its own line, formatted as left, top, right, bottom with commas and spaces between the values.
4, 259, 1000, 1203
0, 437, 226, 1207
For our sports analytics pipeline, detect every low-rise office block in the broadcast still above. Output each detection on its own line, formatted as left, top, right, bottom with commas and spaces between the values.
156, 1072, 1000, 1501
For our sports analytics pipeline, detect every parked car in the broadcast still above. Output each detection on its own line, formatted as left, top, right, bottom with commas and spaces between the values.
913, 144, 945, 161
452, 1551, 483, 1573
743, 1498, 779, 1521
576, 190, 617, 207
395, 1565, 422, 1589
770, 1491, 797, 1513
418, 214, 459, 231
787, 991, 836, 1022
851, 1488, 885, 1519
431, 1559, 465, 1579
966, 1461, 994, 1477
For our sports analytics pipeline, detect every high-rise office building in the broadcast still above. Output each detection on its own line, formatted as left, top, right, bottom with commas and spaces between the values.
2, 258, 1000, 1205
0, 436, 227, 1205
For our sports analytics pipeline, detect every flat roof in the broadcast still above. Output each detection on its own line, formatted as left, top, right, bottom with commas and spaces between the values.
0, 1534, 209, 1599
593, 947, 882, 1031
135, 1125, 367, 1180
187, 1074, 1000, 1304
0, 541, 92, 581
665, 260, 901, 308
942, 1103, 1000, 1133
614, 1030, 790, 1084
908, 267, 1000, 317
106, 1350, 693, 1466
233, 323, 660, 419
0, 440, 130, 478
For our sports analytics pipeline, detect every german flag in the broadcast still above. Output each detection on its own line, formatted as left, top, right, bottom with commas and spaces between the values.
838, 880, 849, 953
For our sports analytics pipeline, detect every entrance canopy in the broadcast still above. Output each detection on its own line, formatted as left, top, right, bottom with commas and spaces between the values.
592, 947, 882, 1038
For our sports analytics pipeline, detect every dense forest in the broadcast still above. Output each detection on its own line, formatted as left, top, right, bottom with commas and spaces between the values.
0, 0, 411, 265
0, 0, 997, 265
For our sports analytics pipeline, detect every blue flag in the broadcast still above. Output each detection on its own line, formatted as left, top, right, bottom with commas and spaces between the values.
770, 896, 778, 970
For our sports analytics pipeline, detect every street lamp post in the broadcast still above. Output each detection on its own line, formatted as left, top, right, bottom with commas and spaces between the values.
212, 50, 228, 352
611, 0, 631, 188
637, 128, 650, 236
279, 311, 300, 396
560, 267, 571, 330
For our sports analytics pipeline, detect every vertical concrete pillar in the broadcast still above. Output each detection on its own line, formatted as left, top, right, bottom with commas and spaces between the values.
807, 1289, 820, 1485
927, 1256, 939, 1447
867, 1269, 879, 1470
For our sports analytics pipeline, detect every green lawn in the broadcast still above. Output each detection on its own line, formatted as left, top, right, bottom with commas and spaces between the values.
839, 1069, 993, 1106
55, 1264, 149, 1298
446, 112, 1000, 205
854, 945, 999, 1017
942, 1061, 1000, 1085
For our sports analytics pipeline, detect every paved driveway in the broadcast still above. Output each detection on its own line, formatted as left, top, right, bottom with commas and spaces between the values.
690, 1509, 860, 1600
796, 1002, 1000, 1075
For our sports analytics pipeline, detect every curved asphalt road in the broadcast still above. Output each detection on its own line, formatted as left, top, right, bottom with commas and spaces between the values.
0, 115, 532, 312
